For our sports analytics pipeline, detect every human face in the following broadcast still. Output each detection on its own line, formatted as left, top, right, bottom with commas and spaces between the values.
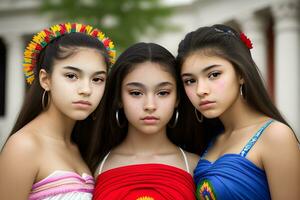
181, 52, 241, 119
48, 48, 107, 120
121, 61, 178, 135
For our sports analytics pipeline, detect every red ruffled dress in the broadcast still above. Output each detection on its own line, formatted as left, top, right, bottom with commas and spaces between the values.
93, 149, 196, 200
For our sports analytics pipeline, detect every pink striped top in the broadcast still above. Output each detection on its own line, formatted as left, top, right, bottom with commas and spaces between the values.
29, 170, 94, 200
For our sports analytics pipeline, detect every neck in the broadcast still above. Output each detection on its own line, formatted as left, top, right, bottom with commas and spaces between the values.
219, 97, 268, 134
119, 126, 175, 155
35, 104, 76, 143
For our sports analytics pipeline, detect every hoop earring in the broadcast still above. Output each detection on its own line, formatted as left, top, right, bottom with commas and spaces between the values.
116, 109, 126, 128
168, 109, 179, 128
194, 108, 203, 123
240, 84, 245, 98
42, 90, 50, 110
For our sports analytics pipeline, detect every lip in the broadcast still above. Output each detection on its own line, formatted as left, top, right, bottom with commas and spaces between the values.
72, 100, 92, 109
199, 100, 215, 110
141, 116, 159, 124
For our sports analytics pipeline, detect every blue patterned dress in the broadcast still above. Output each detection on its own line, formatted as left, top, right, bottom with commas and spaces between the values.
194, 120, 273, 200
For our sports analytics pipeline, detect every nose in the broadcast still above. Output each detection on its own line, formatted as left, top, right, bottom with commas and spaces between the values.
196, 80, 209, 97
144, 94, 156, 112
78, 79, 92, 96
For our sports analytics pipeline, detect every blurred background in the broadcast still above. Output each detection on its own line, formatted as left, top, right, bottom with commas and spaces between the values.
0, 0, 299, 149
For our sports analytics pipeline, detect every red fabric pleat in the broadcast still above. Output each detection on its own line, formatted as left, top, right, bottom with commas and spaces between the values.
93, 163, 196, 200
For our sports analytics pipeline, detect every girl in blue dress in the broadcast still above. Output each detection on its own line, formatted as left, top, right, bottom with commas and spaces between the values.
176, 24, 300, 200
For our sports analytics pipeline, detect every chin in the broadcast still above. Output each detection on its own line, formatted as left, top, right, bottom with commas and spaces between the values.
75, 116, 89, 121
139, 127, 162, 135
69, 113, 91, 121
202, 111, 220, 119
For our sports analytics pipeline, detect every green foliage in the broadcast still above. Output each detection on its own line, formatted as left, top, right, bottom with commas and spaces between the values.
40, 0, 174, 52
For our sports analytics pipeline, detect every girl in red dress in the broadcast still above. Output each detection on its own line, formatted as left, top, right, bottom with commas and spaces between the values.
87, 42, 199, 200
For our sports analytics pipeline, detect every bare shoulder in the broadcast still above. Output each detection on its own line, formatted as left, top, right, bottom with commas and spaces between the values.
260, 120, 299, 148
1, 129, 41, 157
0, 127, 42, 171
259, 120, 299, 165
259, 121, 300, 199
0, 129, 41, 199
184, 151, 200, 172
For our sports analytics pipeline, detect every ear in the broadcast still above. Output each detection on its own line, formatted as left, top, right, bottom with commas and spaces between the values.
39, 69, 51, 91
238, 75, 244, 85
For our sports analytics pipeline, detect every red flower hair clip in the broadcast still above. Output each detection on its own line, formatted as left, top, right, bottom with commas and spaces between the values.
240, 32, 253, 49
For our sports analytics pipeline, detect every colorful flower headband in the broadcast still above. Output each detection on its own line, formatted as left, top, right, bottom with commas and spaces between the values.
214, 27, 253, 50
23, 23, 116, 84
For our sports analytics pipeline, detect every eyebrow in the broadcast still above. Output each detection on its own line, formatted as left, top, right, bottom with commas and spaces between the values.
125, 81, 174, 89
181, 64, 221, 77
63, 66, 106, 75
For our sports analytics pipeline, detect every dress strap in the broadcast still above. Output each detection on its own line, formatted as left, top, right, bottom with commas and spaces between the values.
98, 151, 111, 175
240, 119, 274, 157
179, 147, 190, 173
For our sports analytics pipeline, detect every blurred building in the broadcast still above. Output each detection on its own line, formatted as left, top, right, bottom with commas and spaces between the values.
0, 0, 299, 148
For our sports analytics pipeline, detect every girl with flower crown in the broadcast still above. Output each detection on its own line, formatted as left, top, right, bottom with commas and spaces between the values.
86, 42, 199, 200
0, 23, 116, 200
176, 24, 300, 200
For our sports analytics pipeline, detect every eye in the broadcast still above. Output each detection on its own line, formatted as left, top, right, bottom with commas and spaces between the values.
129, 90, 143, 96
93, 76, 105, 84
157, 90, 170, 96
65, 73, 78, 80
208, 71, 221, 79
183, 79, 196, 85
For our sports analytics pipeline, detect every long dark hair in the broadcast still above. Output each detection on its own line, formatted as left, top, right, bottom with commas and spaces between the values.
86, 42, 197, 173
5, 32, 110, 159
176, 24, 298, 154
